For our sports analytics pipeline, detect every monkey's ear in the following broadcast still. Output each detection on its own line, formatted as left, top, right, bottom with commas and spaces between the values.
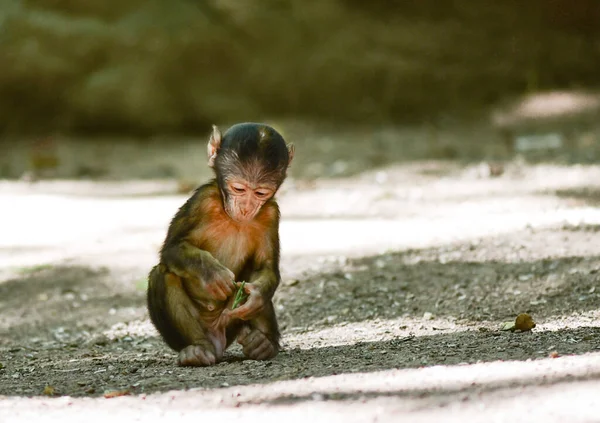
287, 143, 295, 167
207, 125, 222, 167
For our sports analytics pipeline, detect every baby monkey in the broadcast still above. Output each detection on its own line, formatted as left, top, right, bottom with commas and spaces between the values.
147, 122, 294, 366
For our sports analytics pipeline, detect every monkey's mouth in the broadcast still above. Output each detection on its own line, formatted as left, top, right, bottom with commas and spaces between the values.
224, 206, 257, 223
232, 213, 257, 223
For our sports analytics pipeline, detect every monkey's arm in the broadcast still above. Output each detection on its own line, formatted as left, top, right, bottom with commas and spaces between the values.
247, 255, 280, 300
162, 240, 223, 281
247, 204, 281, 297
159, 187, 235, 301
226, 208, 281, 320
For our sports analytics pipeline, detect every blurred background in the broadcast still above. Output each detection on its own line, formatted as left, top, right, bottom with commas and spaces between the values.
2, 2, 600, 405
1, 0, 600, 181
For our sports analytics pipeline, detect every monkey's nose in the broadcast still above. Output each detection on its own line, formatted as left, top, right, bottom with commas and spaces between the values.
239, 208, 252, 219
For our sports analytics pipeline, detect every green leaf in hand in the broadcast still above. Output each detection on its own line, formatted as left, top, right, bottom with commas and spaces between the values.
232, 281, 248, 310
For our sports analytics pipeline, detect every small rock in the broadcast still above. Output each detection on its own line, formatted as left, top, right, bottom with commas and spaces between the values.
518, 274, 533, 281
514, 313, 536, 331
43, 386, 56, 396
423, 312, 434, 320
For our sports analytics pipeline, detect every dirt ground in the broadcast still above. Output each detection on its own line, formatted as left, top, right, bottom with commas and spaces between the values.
1, 127, 600, 422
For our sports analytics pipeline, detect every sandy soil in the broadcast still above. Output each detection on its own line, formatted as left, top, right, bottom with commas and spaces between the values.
1, 144, 600, 421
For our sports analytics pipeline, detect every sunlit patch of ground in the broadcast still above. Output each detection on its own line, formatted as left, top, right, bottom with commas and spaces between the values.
1, 160, 600, 421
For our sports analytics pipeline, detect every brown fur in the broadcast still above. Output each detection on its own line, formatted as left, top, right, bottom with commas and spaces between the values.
148, 122, 291, 366
147, 180, 282, 365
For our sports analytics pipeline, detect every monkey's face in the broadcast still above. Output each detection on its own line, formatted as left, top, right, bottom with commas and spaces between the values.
208, 122, 294, 222
223, 179, 276, 222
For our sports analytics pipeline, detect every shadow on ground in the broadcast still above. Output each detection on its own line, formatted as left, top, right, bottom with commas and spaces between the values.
256, 354, 600, 407
552, 188, 600, 207
1, 224, 599, 397
277, 224, 600, 329
2, 224, 599, 347
1, 325, 599, 398
0, 266, 147, 345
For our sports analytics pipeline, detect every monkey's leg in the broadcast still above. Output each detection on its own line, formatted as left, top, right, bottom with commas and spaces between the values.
234, 300, 280, 361
147, 267, 220, 366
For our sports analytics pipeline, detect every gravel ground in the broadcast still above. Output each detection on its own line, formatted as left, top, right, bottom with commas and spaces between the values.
1, 146, 600, 422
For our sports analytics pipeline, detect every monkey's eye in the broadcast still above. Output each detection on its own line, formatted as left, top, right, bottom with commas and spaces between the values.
230, 183, 247, 194
255, 190, 270, 198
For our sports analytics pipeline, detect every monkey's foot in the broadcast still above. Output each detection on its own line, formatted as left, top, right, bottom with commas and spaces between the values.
237, 327, 278, 361
178, 345, 217, 367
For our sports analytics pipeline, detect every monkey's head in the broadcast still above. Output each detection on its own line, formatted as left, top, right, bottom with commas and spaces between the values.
207, 122, 295, 223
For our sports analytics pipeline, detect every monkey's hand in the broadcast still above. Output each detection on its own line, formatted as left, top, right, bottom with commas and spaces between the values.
197, 262, 236, 302
163, 242, 236, 302
224, 283, 265, 320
